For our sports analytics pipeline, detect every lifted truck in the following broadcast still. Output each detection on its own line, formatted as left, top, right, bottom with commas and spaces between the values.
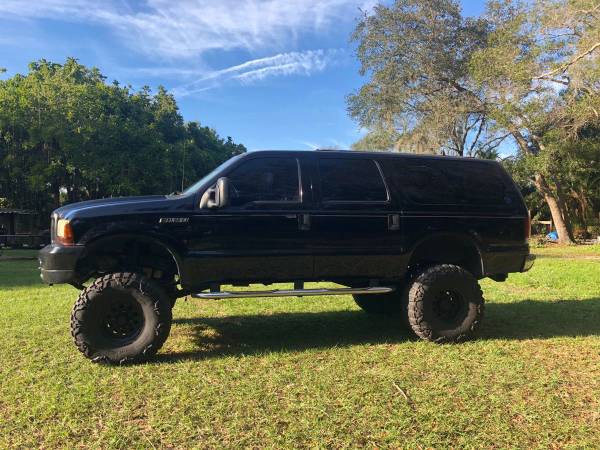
39, 150, 534, 364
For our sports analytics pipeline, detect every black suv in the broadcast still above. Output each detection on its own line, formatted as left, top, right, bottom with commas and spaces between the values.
39, 150, 534, 363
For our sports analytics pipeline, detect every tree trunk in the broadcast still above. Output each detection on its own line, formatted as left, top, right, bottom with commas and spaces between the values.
572, 188, 589, 226
552, 178, 576, 241
509, 128, 575, 244
534, 173, 574, 244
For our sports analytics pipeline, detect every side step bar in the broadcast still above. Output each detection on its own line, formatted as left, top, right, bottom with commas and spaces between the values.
192, 286, 394, 300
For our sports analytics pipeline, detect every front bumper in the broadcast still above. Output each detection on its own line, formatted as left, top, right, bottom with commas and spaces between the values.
38, 244, 86, 284
521, 253, 536, 272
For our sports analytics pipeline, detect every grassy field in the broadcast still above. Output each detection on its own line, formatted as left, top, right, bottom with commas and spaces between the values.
1, 246, 599, 448
0, 247, 40, 259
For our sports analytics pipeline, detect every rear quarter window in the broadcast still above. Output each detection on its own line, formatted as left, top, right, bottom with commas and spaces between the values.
382, 159, 519, 207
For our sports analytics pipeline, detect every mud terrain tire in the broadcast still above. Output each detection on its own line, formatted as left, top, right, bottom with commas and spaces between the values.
71, 272, 172, 364
406, 264, 484, 343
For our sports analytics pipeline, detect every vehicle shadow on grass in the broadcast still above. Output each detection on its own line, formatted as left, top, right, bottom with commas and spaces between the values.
156, 298, 600, 363
161, 310, 412, 362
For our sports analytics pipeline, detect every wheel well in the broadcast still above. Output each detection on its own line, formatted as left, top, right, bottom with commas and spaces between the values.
407, 235, 483, 278
77, 235, 181, 292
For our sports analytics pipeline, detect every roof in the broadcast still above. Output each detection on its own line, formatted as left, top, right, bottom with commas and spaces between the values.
244, 149, 499, 165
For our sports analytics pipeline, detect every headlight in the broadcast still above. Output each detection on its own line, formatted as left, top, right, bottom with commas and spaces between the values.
56, 219, 74, 245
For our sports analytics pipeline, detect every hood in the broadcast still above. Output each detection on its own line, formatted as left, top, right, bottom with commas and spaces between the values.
54, 194, 193, 220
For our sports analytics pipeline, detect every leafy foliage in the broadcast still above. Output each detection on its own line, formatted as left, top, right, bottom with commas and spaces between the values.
347, 0, 505, 156
0, 58, 245, 217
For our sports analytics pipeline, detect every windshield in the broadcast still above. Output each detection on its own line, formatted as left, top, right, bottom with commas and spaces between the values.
181, 154, 243, 195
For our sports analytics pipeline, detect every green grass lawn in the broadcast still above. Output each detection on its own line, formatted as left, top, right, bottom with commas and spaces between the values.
0, 247, 39, 259
1, 247, 599, 448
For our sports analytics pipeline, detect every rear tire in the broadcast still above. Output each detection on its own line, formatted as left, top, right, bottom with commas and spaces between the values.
70, 272, 172, 364
406, 264, 484, 343
353, 285, 405, 315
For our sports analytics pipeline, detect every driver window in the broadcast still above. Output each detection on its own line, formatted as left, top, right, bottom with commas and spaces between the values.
228, 157, 300, 207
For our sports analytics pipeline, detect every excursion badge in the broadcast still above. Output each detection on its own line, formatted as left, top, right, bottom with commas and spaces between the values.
159, 217, 189, 224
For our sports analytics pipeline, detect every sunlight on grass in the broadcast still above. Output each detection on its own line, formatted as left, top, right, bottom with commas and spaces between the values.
0, 247, 599, 448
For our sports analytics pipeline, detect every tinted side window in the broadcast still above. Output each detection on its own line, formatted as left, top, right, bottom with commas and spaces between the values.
319, 158, 388, 202
456, 162, 508, 204
384, 160, 512, 206
228, 157, 300, 206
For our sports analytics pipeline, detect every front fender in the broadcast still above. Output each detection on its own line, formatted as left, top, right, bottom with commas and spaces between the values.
81, 231, 185, 278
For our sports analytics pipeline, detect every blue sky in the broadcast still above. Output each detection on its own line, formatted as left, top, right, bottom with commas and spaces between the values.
0, 0, 487, 151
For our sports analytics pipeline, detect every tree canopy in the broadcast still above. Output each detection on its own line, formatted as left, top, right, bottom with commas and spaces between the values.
0, 58, 245, 218
348, 0, 501, 156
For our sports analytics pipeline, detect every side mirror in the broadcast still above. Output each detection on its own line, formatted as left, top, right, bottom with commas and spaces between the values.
216, 177, 230, 207
200, 177, 230, 209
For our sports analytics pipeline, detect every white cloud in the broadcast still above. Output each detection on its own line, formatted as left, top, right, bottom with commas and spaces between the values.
303, 141, 321, 150
170, 49, 342, 96
231, 49, 336, 82
0, 0, 370, 59
1, 1, 373, 93
301, 139, 349, 150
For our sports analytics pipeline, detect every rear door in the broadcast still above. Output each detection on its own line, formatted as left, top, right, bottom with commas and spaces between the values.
310, 156, 403, 280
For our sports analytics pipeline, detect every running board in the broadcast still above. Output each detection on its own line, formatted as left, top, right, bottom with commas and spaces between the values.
192, 286, 393, 300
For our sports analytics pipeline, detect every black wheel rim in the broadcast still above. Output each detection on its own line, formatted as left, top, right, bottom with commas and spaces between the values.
432, 289, 465, 323
101, 290, 144, 345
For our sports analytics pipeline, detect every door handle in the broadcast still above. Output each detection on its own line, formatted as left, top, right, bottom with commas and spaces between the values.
298, 214, 311, 231
388, 214, 400, 231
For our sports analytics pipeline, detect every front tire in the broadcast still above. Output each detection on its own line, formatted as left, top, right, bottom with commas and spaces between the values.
406, 264, 484, 343
70, 272, 172, 364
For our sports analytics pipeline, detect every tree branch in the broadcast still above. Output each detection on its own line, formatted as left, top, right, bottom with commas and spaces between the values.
509, 128, 534, 155
535, 42, 600, 80
467, 116, 485, 156
571, 3, 600, 18
535, 76, 570, 86
480, 133, 510, 152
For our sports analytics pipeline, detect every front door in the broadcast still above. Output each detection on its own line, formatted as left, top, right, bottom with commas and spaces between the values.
184, 155, 313, 286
